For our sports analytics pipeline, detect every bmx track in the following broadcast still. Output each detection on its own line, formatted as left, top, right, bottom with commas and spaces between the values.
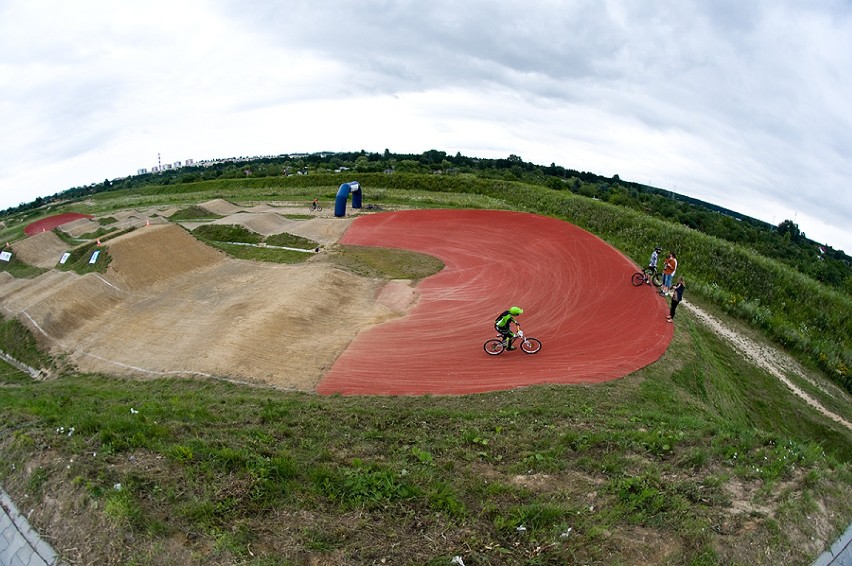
318, 209, 672, 395
2, 207, 672, 396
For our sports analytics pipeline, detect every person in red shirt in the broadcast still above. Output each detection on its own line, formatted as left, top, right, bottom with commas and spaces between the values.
660, 252, 677, 295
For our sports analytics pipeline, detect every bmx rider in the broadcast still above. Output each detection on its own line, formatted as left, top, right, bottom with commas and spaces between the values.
495, 306, 523, 350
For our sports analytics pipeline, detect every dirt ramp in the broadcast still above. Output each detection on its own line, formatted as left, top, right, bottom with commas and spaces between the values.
288, 218, 354, 245
0, 271, 80, 314
199, 199, 242, 216
213, 212, 296, 236
11, 231, 69, 268
59, 217, 100, 238
22, 273, 125, 341
105, 224, 224, 291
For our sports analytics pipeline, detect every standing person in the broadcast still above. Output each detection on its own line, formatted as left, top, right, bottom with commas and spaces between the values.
494, 306, 523, 350
661, 252, 677, 295
667, 277, 685, 322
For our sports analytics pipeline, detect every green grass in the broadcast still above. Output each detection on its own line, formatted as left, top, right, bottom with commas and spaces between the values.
169, 205, 224, 221
326, 244, 445, 280
0, 316, 54, 371
204, 241, 315, 264
55, 240, 111, 274
191, 224, 320, 263
0, 252, 48, 278
264, 232, 317, 250
191, 224, 262, 244
0, 358, 31, 385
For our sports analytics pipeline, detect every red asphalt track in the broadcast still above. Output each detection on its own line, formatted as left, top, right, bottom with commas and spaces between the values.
316, 209, 673, 396
24, 213, 94, 236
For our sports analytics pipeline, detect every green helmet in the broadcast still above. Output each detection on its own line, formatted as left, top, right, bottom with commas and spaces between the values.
509, 306, 523, 316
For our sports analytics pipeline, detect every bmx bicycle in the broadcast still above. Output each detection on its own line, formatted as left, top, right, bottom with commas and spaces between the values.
631, 266, 662, 287
309, 202, 323, 212
484, 328, 542, 355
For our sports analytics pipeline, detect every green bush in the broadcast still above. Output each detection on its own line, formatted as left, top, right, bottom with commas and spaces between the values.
192, 224, 262, 244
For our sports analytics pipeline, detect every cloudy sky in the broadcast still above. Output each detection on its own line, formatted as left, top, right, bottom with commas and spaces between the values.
1, 0, 850, 252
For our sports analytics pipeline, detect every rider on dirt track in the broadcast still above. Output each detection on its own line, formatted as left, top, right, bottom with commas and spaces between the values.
495, 306, 523, 350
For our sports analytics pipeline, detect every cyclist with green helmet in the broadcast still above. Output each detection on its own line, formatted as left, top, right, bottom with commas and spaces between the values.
494, 306, 523, 350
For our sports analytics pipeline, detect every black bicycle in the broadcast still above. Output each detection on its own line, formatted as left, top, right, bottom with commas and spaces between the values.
309, 202, 322, 212
483, 328, 542, 355
631, 265, 662, 287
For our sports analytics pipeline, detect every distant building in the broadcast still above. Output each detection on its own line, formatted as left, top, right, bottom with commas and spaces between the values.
137, 168, 148, 175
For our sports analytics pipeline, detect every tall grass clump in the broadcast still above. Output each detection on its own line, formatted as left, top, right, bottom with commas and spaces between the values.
0, 315, 54, 371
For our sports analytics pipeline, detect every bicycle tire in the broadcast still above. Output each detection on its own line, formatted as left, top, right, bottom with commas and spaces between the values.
484, 339, 505, 355
651, 272, 663, 287
631, 272, 646, 286
520, 337, 542, 354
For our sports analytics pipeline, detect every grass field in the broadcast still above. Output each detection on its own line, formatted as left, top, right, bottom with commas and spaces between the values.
0, 179, 850, 565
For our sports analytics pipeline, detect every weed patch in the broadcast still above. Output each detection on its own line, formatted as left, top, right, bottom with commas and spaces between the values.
326, 244, 444, 280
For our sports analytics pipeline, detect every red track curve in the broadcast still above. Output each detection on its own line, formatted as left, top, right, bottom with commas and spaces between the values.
316, 209, 672, 396
24, 213, 94, 236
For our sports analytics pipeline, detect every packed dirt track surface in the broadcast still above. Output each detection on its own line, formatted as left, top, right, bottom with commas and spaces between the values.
318, 209, 673, 395
0, 223, 394, 390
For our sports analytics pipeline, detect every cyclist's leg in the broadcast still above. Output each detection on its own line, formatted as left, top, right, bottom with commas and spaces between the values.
496, 326, 512, 346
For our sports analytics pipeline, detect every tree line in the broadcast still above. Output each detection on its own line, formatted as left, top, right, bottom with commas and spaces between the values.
3, 149, 849, 292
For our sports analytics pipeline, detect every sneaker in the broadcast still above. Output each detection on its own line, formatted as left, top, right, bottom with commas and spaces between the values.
508, 346, 516, 350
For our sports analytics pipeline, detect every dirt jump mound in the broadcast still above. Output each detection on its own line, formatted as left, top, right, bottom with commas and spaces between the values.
318, 209, 673, 395
10, 231, 69, 268
105, 224, 225, 291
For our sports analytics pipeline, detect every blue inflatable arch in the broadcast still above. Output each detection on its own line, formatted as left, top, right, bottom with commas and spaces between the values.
334, 181, 362, 217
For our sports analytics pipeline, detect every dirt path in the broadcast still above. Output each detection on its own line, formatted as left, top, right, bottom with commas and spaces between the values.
682, 301, 852, 430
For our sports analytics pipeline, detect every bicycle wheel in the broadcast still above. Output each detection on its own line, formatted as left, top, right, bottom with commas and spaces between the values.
631, 272, 646, 286
520, 337, 542, 354
484, 339, 505, 355
651, 272, 663, 287
315, 206, 322, 212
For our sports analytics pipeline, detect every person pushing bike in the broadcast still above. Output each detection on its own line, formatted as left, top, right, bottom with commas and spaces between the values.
495, 306, 523, 350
